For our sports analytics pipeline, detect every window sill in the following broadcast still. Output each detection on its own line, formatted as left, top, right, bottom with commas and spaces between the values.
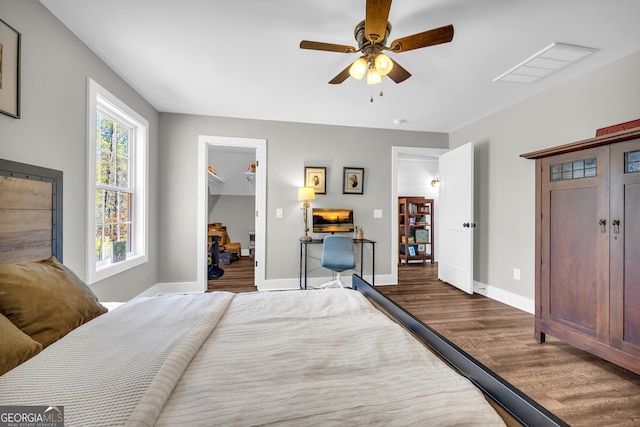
88, 253, 148, 285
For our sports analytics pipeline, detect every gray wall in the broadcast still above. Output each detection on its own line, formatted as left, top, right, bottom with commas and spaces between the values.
451, 50, 640, 300
158, 113, 448, 283
0, 0, 160, 301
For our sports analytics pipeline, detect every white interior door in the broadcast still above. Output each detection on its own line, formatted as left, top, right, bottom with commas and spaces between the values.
438, 142, 474, 294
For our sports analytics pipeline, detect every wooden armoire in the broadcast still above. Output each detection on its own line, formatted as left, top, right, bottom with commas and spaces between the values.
522, 128, 640, 375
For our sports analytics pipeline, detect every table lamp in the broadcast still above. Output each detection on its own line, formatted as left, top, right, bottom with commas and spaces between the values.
298, 186, 316, 241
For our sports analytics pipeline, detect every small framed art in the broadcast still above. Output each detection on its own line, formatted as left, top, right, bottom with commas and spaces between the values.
0, 18, 21, 118
408, 246, 416, 256
415, 229, 430, 243
305, 166, 326, 194
343, 167, 364, 194
112, 241, 127, 263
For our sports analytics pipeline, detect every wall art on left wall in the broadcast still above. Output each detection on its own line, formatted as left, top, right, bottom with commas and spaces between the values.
0, 18, 20, 119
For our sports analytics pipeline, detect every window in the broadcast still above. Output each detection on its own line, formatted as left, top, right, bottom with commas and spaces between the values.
550, 157, 597, 182
87, 79, 148, 284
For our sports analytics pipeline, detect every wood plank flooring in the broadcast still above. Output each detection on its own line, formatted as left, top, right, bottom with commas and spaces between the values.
207, 255, 256, 293
207, 259, 640, 426
382, 263, 640, 427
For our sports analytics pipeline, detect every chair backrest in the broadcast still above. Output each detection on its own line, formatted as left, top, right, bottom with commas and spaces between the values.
320, 235, 356, 271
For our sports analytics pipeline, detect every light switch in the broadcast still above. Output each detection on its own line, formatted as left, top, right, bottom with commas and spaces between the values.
276, 208, 283, 218
373, 209, 383, 219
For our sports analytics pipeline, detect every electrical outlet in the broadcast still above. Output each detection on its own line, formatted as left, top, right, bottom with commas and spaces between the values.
276, 208, 283, 218
373, 209, 383, 219
513, 268, 521, 280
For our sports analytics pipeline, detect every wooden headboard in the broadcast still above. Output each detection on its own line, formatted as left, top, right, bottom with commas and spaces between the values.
0, 159, 63, 264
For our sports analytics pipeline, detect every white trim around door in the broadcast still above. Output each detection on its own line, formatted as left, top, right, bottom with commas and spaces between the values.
197, 135, 267, 291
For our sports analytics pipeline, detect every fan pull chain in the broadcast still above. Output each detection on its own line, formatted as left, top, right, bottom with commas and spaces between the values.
369, 78, 384, 103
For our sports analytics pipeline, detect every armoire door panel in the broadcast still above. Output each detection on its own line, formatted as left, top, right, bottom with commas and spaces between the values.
610, 139, 640, 354
548, 187, 598, 332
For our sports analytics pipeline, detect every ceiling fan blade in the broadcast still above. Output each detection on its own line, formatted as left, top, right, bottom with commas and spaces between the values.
328, 64, 352, 84
386, 58, 411, 83
390, 24, 454, 52
300, 40, 356, 53
365, 0, 392, 43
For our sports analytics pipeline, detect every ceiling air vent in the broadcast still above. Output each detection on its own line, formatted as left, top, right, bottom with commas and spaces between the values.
493, 42, 597, 83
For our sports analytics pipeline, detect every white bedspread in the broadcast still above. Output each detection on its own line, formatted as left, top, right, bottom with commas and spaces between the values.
1, 290, 505, 426
0, 292, 235, 426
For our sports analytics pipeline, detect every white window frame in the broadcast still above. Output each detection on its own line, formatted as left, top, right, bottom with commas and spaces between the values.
87, 78, 148, 284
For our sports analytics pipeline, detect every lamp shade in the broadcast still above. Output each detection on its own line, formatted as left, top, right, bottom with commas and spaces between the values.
374, 53, 393, 75
349, 57, 367, 80
298, 186, 316, 201
366, 67, 382, 85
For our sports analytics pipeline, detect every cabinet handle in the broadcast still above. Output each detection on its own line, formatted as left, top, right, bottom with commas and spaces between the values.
612, 218, 620, 234
599, 218, 607, 233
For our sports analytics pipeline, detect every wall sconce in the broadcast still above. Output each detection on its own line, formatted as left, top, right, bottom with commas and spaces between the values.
431, 176, 440, 188
297, 186, 316, 241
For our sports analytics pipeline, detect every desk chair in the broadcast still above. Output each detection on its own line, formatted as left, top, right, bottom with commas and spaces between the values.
320, 235, 356, 288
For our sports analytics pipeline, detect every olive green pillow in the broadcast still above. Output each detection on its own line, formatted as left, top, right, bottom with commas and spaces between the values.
0, 257, 107, 348
0, 312, 42, 375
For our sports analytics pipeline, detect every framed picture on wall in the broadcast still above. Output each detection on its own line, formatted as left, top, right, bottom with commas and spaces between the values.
0, 18, 21, 118
305, 166, 326, 194
343, 167, 364, 194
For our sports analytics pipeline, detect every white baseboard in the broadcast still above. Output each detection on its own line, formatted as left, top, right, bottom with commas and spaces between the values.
474, 280, 534, 314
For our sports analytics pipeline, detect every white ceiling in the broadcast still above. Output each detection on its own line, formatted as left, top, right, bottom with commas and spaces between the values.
40, 0, 640, 133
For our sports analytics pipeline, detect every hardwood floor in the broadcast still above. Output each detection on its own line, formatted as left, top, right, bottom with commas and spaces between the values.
207, 259, 640, 426
383, 263, 640, 427
207, 255, 256, 293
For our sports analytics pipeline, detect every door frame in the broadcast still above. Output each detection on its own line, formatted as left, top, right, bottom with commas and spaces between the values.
196, 135, 267, 290
391, 146, 447, 284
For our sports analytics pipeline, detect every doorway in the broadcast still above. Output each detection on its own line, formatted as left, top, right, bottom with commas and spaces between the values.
196, 136, 267, 291
391, 146, 447, 284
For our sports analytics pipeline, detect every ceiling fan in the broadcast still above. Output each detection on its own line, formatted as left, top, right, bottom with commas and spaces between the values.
300, 0, 454, 85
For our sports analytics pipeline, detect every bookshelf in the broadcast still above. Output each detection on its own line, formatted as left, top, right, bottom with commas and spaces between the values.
398, 197, 434, 264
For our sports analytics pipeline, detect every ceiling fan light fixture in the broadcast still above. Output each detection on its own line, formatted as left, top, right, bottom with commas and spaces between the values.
374, 53, 393, 75
367, 67, 382, 85
349, 57, 368, 80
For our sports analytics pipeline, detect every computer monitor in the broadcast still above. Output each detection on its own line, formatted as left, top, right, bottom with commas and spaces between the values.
312, 208, 354, 233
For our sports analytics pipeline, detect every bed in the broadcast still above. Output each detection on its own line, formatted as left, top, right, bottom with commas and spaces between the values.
0, 159, 567, 426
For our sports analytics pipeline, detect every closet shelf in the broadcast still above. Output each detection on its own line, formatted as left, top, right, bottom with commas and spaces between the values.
208, 171, 225, 185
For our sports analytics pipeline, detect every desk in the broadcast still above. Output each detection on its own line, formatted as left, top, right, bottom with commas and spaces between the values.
299, 238, 375, 289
